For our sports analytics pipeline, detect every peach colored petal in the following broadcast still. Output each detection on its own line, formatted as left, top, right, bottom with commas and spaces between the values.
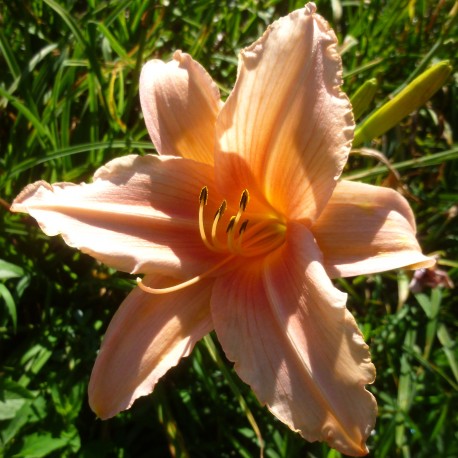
140, 50, 221, 165
312, 180, 436, 278
89, 275, 213, 419
11, 155, 223, 277
211, 222, 376, 456
215, 3, 353, 222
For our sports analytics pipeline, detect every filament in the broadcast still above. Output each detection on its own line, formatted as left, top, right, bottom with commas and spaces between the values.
137, 255, 234, 295
211, 200, 227, 249
199, 186, 218, 252
197, 186, 284, 258
138, 188, 285, 296
227, 189, 249, 252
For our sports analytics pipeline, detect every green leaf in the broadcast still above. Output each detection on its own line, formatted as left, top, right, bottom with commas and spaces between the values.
19, 344, 53, 387
0, 379, 36, 422
437, 324, 458, 383
0, 283, 17, 330
0, 28, 21, 79
94, 22, 130, 61
8, 140, 155, 177
14, 432, 68, 457
344, 146, 458, 181
42, 0, 87, 47
350, 78, 378, 121
0, 398, 27, 421
354, 61, 452, 146
0, 259, 24, 279
0, 86, 55, 148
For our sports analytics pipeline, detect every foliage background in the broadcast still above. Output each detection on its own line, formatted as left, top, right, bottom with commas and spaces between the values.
0, 0, 457, 456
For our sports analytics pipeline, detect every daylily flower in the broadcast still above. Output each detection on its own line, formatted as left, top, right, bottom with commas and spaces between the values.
11, 3, 434, 455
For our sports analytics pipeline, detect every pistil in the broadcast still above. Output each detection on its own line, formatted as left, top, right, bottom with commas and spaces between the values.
136, 255, 234, 294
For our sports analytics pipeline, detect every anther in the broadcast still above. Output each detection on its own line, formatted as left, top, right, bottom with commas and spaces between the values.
227, 190, 249, 251
199, 186, 208, 205
198, 186, 214, 251
239, 219, 249, 235
198, 186, 275, 257
226, 216, 236, 233
239, 189, 249, 211
211, 200, 227, 248
213, 200, 227, 220
235, 219, 249, 253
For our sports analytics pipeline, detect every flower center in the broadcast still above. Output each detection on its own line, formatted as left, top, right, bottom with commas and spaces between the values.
198, 186, 286, 258
136, 186, 286, 295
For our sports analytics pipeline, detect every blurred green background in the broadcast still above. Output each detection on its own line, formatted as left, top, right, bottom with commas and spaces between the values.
1, 0, 457, 457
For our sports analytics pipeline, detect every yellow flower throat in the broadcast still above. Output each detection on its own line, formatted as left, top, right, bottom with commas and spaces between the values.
137, 186, 286, 295
198, 186, 285, 258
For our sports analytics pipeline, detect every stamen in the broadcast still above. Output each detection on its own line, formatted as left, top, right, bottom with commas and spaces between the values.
226, 216, 236, 233
213, 200, 227, 221
241, 220, 286, 257
136, 255, 234, 295
199, 186, 208, 205
211, 200, 227, 248
198, 186, 214, 251
227, 189, 249, 252
239, 189, 250, 211
197, 186, 284, 258
235, 219, 249, 253
239, 219, 249, 235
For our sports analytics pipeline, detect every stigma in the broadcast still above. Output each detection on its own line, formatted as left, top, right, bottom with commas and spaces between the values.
198, 186, 285, 258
